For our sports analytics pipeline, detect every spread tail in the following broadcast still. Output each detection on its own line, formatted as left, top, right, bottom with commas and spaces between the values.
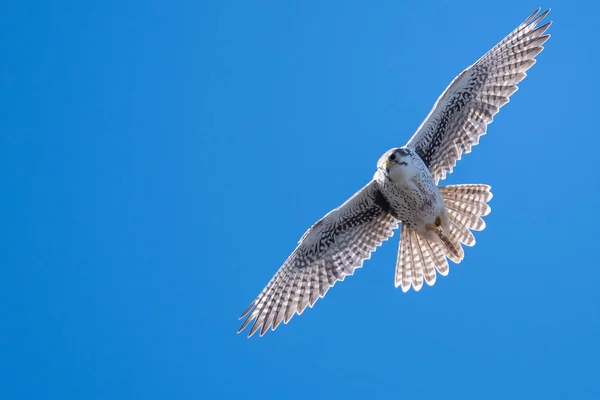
395, 184, 493, 292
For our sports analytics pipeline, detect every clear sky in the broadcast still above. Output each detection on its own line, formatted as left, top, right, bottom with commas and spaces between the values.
1, 1, 599, 399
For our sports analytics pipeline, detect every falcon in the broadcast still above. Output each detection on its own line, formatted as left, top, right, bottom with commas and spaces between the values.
239, 8, 551, 337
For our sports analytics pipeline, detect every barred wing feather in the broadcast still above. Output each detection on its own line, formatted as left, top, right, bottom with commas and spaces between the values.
406, 8, 551, 184
238, 181, 398, 337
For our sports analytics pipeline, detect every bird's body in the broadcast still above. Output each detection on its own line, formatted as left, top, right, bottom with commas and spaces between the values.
374, 147, 448, 243
238, 8, 552, 337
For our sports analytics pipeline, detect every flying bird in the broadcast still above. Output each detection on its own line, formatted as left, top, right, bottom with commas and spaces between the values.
239, 8, 551, 337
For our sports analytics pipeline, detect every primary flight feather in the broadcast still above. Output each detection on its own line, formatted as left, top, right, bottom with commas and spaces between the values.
239, 8, 551, 337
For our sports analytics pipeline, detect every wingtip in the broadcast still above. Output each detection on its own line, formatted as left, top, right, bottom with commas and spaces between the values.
259, 321, 270, 336
237, 310, 256, 335
533, 8, 551, 26
524, 7, 551, 27
248, 314, 269, 337
524, 7, 542, 24
239, 302, 255, 319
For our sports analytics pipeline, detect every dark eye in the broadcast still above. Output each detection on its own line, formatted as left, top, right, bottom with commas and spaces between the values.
389, 153, 396, 161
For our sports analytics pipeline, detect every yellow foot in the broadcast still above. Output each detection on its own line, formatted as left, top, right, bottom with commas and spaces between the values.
426, 217, 443, 232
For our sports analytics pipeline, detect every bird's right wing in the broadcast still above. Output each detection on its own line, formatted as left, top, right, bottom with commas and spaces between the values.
238, 180, 399, 337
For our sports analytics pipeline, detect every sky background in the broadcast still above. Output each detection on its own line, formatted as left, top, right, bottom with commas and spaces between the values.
1, 1, 599, 399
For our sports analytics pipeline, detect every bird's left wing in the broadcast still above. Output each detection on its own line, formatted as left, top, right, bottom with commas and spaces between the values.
238, 180, 398, 337
406, 8, 551, 184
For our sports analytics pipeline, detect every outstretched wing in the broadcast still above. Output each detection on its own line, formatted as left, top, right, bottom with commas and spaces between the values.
238, 180, 399, 337
406, 8, 551, 184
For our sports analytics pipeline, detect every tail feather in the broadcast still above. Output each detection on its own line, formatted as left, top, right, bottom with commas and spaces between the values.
397, 224, 417, 292
396, 225, 427, 292
413, 230, 436, 286
427, 240, 450, 276
444, 198, 491, 218
395, 184, 492, 292
448, 217, 476, 247
439, 184, 493, 205
437, 229, 464, 263
447, 207, 487, 231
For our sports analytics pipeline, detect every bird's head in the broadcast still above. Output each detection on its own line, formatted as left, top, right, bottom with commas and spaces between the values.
377, 147, 418, 181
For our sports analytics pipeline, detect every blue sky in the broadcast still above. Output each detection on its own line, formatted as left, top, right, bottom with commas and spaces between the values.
1, 1, 599, 399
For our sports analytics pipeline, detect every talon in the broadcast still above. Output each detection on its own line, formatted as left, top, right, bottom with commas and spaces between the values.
426, 217, 444, 233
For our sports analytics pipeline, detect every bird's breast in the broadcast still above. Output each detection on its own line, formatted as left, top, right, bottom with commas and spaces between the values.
381, 176, 444, 230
